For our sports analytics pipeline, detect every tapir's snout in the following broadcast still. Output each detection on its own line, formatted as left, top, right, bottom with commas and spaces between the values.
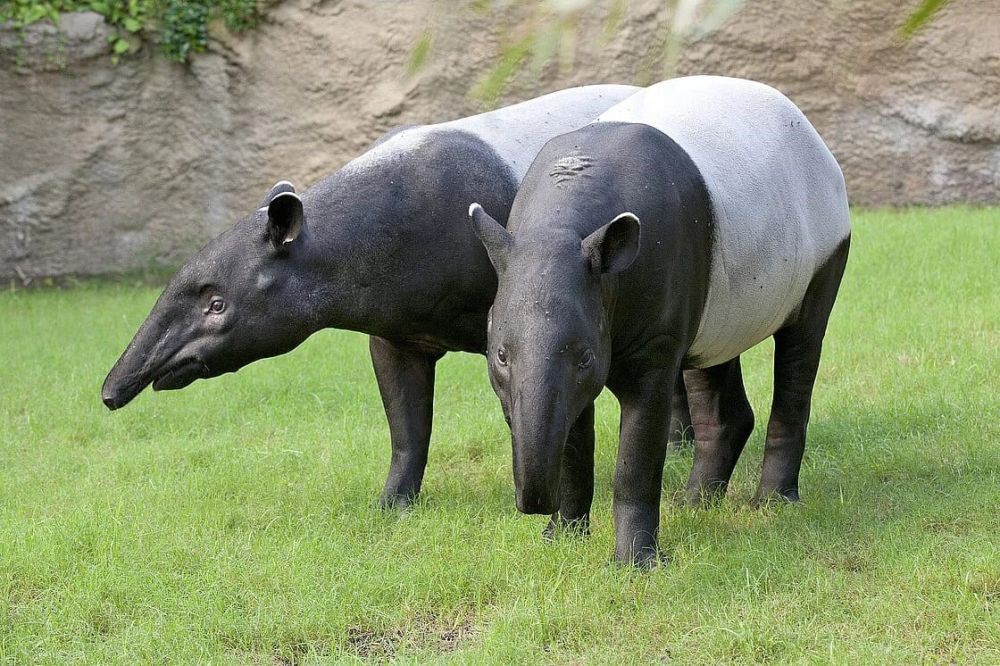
102, 390, 124, 411
510, 389, 567, 515
515, 482, 560, 515
101, 368, 148, 411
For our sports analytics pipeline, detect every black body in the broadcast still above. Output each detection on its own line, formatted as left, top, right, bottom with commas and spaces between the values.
102, 129, 520, 508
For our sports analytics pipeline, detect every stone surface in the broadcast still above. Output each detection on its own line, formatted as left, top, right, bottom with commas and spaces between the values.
1, 0, 998, 279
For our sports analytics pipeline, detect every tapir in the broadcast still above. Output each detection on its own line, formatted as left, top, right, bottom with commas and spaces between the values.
101, 84, 641, 509
470, 76, 851, 567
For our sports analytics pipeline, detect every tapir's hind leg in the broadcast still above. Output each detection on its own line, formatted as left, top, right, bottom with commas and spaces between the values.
756, 238, 850, 503
668, 374, 694, 448
684, 357, 755, 504
370, 336, 445, 509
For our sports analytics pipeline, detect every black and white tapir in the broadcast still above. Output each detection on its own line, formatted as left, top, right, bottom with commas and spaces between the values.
470, 75, 851, 567
102, 84, 640, 509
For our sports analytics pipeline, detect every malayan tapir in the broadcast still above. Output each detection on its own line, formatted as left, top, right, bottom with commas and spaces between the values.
101, 84, 641, 510
469, 75, 851, 567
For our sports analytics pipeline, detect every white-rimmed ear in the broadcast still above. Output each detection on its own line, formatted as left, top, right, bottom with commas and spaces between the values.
258, 180, 297, 210
267, 191, 304, 247
581, 212, 640, 274
469, 203, 512, 273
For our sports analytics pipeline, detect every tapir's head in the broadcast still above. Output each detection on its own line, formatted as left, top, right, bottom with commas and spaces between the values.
102, 181, 317, 410
469, 203, 641, 514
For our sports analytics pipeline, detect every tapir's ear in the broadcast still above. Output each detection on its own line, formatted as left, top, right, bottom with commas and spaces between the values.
469, 203, 512, 273
259, 180, 296, 208
581, 212, 640, 275
267, 191, 305, 248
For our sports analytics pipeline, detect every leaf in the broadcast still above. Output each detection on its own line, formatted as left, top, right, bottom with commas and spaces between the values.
123, 17, 141, 32
406, 31, 433, 76
900, 0, 950, 37
472, 35, 532, 105
113, 37, 130, 53
602, 0, 626, 41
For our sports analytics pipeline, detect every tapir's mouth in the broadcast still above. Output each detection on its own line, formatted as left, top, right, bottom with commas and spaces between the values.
152, 358, 209, 391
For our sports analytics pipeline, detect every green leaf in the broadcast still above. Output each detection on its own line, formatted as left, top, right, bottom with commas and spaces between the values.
406, 32, 433, 76
472, 35, 532, 105
113, 37, 130, 53
900, 0, 950, 37
123, 17, 141, 32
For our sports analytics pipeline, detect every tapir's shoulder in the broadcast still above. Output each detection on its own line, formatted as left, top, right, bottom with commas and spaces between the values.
365, 124, 422, 152
348, 124, 511, 177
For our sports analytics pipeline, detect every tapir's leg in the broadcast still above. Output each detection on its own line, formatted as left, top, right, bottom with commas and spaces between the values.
756, 238, 850, 503
684, 358, 755, 504
611, 365, 679, 568
544, 401, 595, 539
668, 373, 693, 448
369, 336, 445, 509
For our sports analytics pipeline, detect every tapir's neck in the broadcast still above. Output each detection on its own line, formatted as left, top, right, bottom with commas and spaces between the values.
288, 158, 502, 353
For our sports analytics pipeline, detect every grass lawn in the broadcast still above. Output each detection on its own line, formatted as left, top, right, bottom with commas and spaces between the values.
1, 207, 998, 663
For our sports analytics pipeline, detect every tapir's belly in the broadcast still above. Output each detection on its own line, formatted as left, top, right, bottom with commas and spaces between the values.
597, 76, 851, 368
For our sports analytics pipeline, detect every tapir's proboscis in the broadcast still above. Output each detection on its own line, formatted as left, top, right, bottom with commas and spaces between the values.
102, 84, 640, 509
471, 76, 851, 567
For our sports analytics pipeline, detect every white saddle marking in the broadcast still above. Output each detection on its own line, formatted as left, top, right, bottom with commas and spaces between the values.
597, 76, 851, 367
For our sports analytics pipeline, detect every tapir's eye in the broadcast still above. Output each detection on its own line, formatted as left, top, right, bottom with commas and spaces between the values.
207, 298, 226, 314
579, 348, 595, 369
496, 346, 508, 366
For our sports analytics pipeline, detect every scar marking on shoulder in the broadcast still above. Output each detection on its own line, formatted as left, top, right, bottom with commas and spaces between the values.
549, 153, 595, 185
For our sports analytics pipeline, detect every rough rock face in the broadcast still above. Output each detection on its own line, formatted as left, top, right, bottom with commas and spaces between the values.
1, 0, 997, 279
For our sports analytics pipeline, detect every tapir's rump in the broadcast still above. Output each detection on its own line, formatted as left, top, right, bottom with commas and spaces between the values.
597, 76, 851, 367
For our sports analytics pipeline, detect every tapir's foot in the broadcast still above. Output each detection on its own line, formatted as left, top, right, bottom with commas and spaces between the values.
613, 529, 669, 570
684, 480, 729, 507
752, 486, 801, 507
376, 490, 419, 512
612, 544, 668, 570
543, 512, 591, 541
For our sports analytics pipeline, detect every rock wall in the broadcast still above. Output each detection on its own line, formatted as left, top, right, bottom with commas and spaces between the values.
1, 0, 998, 280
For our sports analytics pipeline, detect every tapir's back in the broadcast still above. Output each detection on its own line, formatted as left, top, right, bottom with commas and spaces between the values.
344, 85, 640, 185
597, 76, 851, 367
443, 85, 640, 180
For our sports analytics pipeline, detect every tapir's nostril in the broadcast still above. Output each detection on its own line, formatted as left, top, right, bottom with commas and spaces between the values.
102, 393, 120, 410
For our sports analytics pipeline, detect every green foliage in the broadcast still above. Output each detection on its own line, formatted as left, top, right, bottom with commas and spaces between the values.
0, 0, 262, 64
159, 0, 210, 62
416, 0, 748, 105
413, 0, 952, 104
406, 30, 433, 77
470, 34, 532, 105
900, 0, 950, 37
1, 207, 998, 661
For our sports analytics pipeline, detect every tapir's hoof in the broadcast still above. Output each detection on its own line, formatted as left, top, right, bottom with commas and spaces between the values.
543, 513, 591, 541
684, 483, 728, 507
752, 487, 801, 508
613, 547, 669, 571
376, 492, 418, 512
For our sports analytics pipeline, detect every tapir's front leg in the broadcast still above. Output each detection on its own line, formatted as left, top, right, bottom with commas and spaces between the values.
544, 401, 595, 539
369, 336, 445, 509
611, 366, 679, 568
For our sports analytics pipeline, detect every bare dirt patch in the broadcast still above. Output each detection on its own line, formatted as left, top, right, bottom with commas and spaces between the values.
343, 613, 478, 660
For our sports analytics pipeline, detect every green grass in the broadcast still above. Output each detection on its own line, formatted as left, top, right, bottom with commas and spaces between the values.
1, 207, 998, 663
